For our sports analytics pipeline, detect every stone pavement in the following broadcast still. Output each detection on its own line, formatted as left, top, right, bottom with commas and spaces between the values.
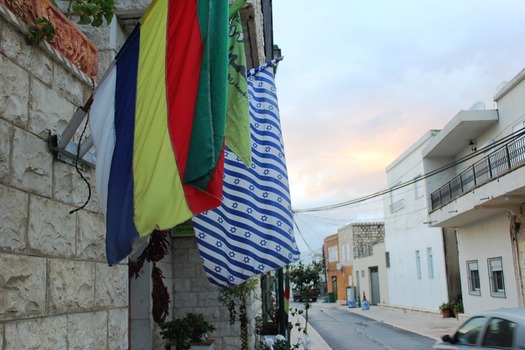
289, 301, 467, 349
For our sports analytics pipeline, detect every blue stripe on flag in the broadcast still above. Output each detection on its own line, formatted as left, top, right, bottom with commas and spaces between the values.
106, 27, 140, 265
192, 60, 300, 287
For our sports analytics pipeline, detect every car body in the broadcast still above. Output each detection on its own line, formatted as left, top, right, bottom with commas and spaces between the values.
292, 288, 319, 302
433, 307, 525, 350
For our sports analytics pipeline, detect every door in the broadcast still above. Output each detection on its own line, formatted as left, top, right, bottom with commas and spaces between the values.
331, 276, 338, 301
370, 267, 380, 305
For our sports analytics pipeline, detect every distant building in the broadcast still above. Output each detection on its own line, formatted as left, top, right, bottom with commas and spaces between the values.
324, 223, 387, 305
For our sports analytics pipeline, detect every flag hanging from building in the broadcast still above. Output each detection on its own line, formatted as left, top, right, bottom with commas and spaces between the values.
89, 0, 229, 265
192, 58, 301, 287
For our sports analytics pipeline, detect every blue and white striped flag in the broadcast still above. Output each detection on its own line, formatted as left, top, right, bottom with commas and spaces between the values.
192, 58, 300, 287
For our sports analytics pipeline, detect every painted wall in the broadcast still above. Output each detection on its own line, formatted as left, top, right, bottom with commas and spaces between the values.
384, 131, 450, 312
457, 213, 520, 314
353, 242, 389, 305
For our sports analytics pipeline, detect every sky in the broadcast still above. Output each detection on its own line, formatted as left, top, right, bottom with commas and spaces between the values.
271, 1, 525, 261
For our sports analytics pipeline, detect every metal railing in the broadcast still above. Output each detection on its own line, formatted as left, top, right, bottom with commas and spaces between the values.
430, 134, 525, 210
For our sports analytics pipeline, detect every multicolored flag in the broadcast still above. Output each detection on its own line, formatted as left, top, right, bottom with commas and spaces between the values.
89, 0, 228, 265
225, 0, 251, 167
192, 58, 301, 287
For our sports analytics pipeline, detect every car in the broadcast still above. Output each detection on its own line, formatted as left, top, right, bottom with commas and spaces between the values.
432, 307, 525, 350
292, 288, 319, 302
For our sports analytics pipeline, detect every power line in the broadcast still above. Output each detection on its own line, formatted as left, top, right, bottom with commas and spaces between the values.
293, 128, 525, 213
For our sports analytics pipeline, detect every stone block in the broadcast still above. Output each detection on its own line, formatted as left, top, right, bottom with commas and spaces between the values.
0, 119, 12, 182
0, 184, 28, 252
4, 315, 68, 349
12, 128, 52, 196
53, 64, 91, 106
199, 291, 222, 307
48, 259, 95, 313
0, 254, 46, 320
1, 25, 55, 86
191, 277, 216, 292
97, 49, 117, 80
67, 311, 107, 349
222, 335, 242, 350
108, 308, 129, 350
114, 0, 152, 16
173, 277, 191, 293
76, 209, 105, 261
0, 54, 29, 127
95, 263, 128, 308
172, 292, 197, 309
29, 78, 76, 138
52, 160, 98, 211
28, 196, 76, 257
0, 21, 32, 76
173, 262, 201, 278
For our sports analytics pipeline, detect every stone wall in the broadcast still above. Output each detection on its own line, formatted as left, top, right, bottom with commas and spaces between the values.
353, 223, 385, 259
0, 4, 128, 349
171, 236, 258, 350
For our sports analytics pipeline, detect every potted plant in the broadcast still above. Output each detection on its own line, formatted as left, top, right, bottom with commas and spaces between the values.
453, 299, 464, 320
159, 312, 216, 350
439, 302, 452, 318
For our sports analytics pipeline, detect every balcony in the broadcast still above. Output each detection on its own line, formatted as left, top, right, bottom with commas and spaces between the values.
430, 133, 525, 211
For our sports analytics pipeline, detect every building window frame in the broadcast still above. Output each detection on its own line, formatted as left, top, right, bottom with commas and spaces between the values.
488, 257, 506, 298
415, 250, 422, 280
414, 175, 424, 199
427, 247, 434, 279
467, 260, 481, 296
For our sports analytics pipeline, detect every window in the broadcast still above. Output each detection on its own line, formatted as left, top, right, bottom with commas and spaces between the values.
385, 251, 390, 268
390, 184, 404, 213
456, 316, 485, 345
427, 247, 434, 279
414, 175, 424, 199
415, 250, 422, 279
467, 260, 481, 295
328, 247, 339, 262
482, 317, 515, 348
488, 257, 506, 297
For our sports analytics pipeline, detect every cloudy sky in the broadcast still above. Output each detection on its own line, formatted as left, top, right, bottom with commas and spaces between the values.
271, 1, 525, 260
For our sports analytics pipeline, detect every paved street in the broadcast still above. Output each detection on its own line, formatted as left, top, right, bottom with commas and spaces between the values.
289, 301, 465, 349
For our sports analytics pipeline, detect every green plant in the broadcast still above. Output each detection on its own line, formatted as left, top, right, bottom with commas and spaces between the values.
439, 302, 452, 312
27, 17, 56, 44
65, 0, 115, 27
453, 299, 463, 314
289, 260, 323, 334
159, 312, 216, 350
218, 277, 259, 350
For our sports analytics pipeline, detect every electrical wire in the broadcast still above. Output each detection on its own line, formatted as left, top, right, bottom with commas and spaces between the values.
292, 128, 525, 213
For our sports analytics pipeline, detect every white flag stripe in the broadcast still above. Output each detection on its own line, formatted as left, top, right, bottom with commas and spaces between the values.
88, 65, 117, 217
192, 61, 300, 287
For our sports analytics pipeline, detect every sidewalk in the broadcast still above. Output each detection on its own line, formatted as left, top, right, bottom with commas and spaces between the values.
290, 301, 466, 349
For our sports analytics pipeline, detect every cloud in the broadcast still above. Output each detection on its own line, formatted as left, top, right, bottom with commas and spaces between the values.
273, 1, 525, 256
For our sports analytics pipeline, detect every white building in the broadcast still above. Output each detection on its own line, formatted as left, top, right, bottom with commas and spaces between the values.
426, 68, 525, 315
384, 131, 456, 312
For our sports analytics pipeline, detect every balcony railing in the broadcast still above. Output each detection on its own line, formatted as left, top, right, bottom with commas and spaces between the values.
430, 134, 525, 211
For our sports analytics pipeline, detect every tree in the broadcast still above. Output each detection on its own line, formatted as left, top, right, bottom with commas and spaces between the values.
289, 260, 323, 334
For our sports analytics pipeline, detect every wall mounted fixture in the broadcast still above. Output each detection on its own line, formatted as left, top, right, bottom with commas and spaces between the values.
469, 139, 477, 152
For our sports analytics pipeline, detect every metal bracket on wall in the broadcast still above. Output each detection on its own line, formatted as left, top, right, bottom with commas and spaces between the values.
48, 97, 96, 169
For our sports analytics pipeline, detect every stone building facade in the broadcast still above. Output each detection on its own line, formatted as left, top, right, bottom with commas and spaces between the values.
0, 2, 128, 349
